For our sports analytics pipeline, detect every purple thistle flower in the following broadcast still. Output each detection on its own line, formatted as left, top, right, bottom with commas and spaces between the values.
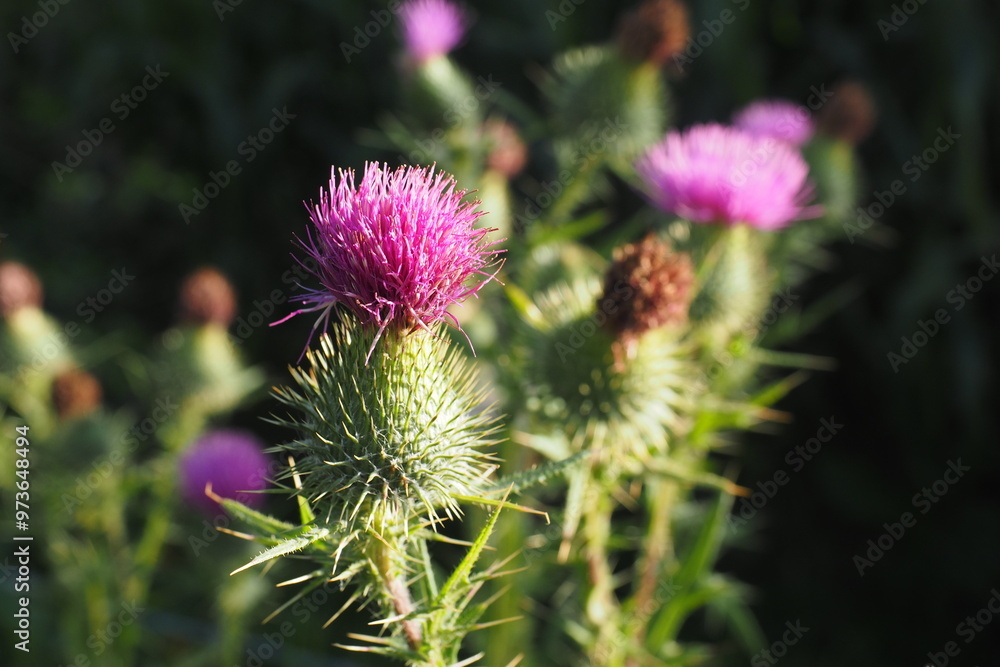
280, 162, 502, 355
399, 0, 467, 63
733, 99, 814, 147
635, 123, 821, 230
179, 430, 270, 515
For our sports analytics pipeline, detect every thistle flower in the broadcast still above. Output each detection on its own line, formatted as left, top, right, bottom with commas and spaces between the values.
733, 99, 814, 147
616, 0, 690, 66
179, 429, 270, 515
635, 123, 820, 230
285, 162, 502, 355
399, 0, 467, 64
179, 267, 237, 328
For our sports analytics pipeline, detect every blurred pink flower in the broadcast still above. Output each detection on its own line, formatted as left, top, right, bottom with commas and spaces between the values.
179, 430, 270, 515
635, 123, 820, 230
399, 0, 467, 63
733, 99, 814, 147
283, 162, 502, 353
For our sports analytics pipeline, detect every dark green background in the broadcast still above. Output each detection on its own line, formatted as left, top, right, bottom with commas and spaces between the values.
2, 0, 998, 665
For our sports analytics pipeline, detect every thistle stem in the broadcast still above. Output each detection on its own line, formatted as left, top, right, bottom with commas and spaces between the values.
373, 537, 423, 650
629, 477, 677, 654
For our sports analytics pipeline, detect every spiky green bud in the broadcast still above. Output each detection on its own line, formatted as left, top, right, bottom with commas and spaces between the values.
272, 325, 500, 533
520, 278, 694, 465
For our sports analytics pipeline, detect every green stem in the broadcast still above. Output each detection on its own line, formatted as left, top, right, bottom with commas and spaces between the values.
373, 532, 423, 651
626, 477, 677, 666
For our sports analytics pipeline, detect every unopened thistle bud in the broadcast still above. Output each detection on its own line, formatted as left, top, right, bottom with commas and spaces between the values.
601, 234, 694, 356
179, 267, 237, 328
484, 118, 528, 179
616, 0, 690, 66
816, 81, 877, 145
272, 325, 499, 532
0, 262, 74, 382
51, 368, 102, 420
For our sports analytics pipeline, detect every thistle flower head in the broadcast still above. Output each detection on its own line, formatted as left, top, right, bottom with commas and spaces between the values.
288, 162, 502, 355
179, 429, 270, 515
399, 0, 467, 63
733, 99, 814, 147
635, 123, 820, 230
601, 234, 694, 346
616, 0, 690, 66
179, 267, 237, 328
0, 261, 42, 318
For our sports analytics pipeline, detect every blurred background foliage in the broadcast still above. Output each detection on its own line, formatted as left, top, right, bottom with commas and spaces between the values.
1, 0, 999, 665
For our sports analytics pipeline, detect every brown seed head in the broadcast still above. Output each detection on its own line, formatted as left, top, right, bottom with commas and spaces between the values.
0, 261, 42, 318
600, 233, 694, 343
52, 368, 103, 420
616, 0, 691, 66
816, 81, 877, 145
179, 267, 237, 327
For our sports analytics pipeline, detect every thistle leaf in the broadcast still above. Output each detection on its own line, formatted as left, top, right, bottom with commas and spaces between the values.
436, 491, 507, 607
482, 451, 588, 496
231, 527, 331, 575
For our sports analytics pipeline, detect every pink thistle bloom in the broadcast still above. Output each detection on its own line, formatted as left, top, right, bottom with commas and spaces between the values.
280, 162, 502, 355
733, 99, 814, 147
179, 430, 270, 515
399, 0, 467, 63
635, 123, 821, 230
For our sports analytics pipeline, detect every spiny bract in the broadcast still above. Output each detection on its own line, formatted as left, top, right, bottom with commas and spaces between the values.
271, 325, 500, 532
